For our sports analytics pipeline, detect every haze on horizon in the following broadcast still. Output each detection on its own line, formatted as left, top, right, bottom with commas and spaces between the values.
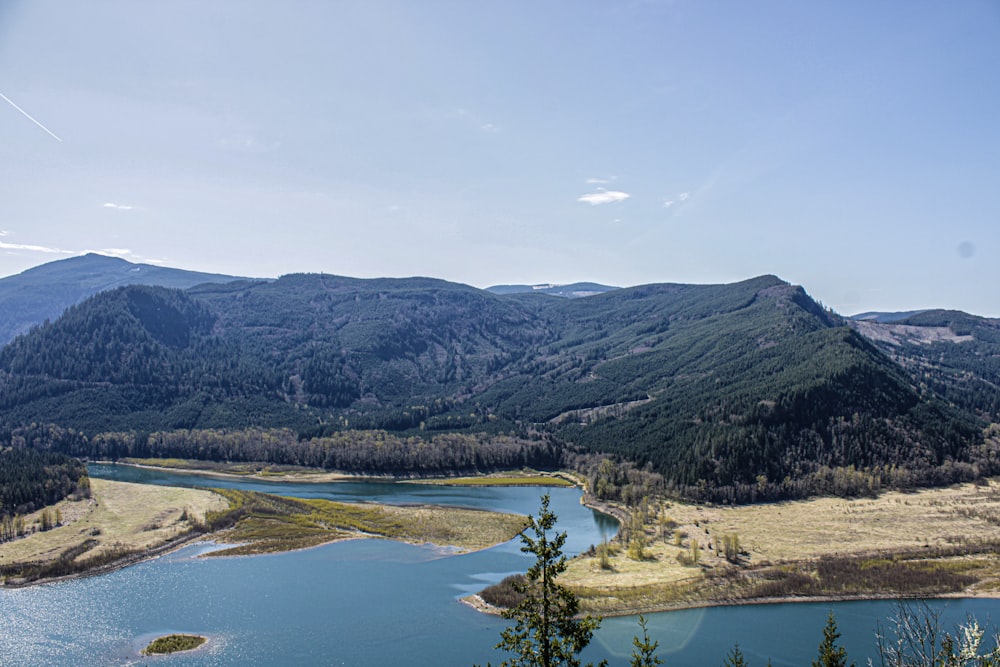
0, 1, 997, 317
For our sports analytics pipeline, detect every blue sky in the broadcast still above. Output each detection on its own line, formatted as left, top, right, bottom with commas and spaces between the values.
1, 1, 997, 316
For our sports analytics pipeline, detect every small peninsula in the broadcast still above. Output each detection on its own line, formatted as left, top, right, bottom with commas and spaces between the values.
0, 471, 527, 587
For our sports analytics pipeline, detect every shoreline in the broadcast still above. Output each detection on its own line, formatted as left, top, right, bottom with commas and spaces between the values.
462, 587, 1000, 619
1, 529, 209, 589
97, 460, 578, 487
15, 464, 999, 620
2, 467, 536, 588
141, 633, 210, 657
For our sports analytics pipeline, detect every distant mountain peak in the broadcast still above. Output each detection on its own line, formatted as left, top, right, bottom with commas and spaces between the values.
0, 255, 250, 345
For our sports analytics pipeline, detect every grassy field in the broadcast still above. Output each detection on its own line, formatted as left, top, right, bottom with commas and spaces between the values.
204, 489, 527, 556
121, 458, 577, 487
119, 458, 356, 482
0, 479, 227, 582
562, 479, 1000, 614
414, 472, 575, 487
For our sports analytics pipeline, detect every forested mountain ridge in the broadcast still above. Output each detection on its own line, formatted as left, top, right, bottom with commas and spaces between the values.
850, 309, 1000, 426
0, 272, 993, 502
0, 253, 248, 346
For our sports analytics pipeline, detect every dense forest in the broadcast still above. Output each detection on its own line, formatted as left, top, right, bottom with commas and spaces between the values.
1, 273, 997, 502
851, 310, 1000, 425
12, 424, 560, 476
0, 448, 89, 518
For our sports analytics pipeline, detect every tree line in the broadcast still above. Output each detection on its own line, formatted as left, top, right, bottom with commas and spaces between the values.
0, 447, 89, 519
5, 423, 561, 475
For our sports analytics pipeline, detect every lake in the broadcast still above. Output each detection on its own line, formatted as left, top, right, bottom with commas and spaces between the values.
1, 464, 997, 665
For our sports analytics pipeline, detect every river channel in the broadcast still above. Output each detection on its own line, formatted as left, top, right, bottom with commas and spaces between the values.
1, 464, 997, 665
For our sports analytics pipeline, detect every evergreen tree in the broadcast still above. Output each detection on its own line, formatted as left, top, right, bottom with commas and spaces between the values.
813, 612, 853, 667
630, 615, 664, 667
487, 493, 605, 667
722, 644, 749, 667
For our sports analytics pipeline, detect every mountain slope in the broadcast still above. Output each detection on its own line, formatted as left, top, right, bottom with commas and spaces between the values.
850, 309, 1000, 424
0, 274, 989, 501
0, 253, 248, 345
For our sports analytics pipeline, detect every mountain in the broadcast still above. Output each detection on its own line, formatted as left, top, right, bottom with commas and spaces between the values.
0, 253, 249, 345
850, 309, 1000, 425
486, 282, 618, 298
0, 273, 991, 502
850, 310, 930, 323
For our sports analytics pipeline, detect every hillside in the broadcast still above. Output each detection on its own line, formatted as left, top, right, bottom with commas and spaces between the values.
850, 309, 1000, 425
0, 274, 992, 502
0, 253, 248, 345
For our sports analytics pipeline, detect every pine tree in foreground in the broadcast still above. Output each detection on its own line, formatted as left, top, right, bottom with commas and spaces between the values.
478, 493, 606, 667
630, 615, 663, 667
813, 611, 854, 667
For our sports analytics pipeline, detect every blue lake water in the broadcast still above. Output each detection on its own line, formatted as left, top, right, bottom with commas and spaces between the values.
1, 464, 998, 666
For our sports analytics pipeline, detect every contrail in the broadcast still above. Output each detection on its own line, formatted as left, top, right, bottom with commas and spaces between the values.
0, 91, 63, 142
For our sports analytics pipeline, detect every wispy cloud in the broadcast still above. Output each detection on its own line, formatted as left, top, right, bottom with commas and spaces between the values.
448, 108, 499, 133
103, 202, 134, 211
586, 177, 612, 185
663, 191, 691, 210
84, 248, 166, 264
0, 240, 74, 254
218, 136, 282, 153
578, 189, 630, 205
0, 231, 165, 264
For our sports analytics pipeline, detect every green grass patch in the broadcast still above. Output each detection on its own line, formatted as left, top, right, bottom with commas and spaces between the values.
120, 458, 322, 476
201, 488, 526, 556
419, 474, 574, 487
142, 634, 206, 655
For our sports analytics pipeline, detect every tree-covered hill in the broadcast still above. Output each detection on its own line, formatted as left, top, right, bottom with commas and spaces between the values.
0, 253, 248, 346
850, 309, 1000, 425
0, 273, 992, 501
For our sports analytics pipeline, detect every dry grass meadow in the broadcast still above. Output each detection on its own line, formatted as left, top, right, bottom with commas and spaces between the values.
563, 479, 1000, 614
0, 478, 227, 570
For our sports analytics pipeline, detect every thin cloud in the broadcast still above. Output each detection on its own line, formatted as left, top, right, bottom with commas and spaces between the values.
447, 108, 499, 133
664, 192, 691, 210
218, 136, 282, 153
103, 202, 134, 211
84, 248, 167, 264
586, 177, 612, 184
578, 189, 630, 205
0, 240, 74, 254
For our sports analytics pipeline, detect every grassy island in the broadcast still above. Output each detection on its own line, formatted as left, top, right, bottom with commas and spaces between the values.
142, 634, 206, 655
203, 488, 526, 556
413, 471, 575, 487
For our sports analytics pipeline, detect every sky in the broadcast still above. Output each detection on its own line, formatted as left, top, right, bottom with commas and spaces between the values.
0, 1, 998, 316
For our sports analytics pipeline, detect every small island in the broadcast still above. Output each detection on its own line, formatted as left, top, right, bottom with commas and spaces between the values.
141, 634, 207, 655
